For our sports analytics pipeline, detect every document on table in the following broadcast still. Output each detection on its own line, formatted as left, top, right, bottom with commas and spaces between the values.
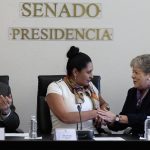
5, 133, 29, 137
93, 137, 125, 141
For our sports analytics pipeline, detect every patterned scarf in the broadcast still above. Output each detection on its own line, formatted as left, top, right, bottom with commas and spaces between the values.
64, 76, 100, 109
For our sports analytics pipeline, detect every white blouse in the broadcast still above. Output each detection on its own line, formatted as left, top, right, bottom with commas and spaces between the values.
46, 79, 99, 133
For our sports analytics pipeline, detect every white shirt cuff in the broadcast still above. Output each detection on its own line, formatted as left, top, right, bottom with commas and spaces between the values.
0, 109, 11, 121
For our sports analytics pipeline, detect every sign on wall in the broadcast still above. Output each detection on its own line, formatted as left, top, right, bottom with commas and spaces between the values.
8, 2, 113, 41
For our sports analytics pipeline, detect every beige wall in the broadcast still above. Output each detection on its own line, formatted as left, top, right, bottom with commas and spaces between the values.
0, 0, 150, 132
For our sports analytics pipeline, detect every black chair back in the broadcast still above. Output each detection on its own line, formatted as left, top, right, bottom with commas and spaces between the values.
0, 75, 9, 85
37, 75, 101, 134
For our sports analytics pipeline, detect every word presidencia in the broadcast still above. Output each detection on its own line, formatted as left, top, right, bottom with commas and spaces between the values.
9, 28, 113, 41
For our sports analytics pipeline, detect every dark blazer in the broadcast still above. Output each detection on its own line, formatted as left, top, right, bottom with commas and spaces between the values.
108, 87, 150, 136
0, 82, 20, 132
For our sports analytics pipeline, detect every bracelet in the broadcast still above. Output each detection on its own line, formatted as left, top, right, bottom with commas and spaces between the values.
106, 105, 110, 111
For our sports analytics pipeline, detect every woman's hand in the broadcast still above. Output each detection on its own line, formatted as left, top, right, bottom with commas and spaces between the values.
97, 110, 116, 123
94, 114, 102, 127
94, 108, 107, 127
0, 95, 12, 115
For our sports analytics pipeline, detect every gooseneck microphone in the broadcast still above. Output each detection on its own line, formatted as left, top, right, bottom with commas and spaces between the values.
76, 103, 94, 140
77, 104, 82, 130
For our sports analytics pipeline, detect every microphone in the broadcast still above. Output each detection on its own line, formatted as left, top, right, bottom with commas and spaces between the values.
76, 104, 94, 140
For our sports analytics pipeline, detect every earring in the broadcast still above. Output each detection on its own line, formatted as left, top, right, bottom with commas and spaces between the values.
74, 76, 77, 81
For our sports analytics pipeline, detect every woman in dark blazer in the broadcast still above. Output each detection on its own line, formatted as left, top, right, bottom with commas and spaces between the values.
98, 54, 150, 137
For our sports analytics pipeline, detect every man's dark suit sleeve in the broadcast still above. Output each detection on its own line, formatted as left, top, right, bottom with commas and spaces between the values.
1, 108, 20, 132
0, 85, 20, 132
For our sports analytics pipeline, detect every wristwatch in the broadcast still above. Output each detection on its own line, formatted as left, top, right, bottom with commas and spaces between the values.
115, 115, 120, 122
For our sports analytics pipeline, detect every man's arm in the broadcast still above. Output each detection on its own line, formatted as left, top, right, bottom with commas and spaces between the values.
1, 106, 20, 132
0, 84, 20, 132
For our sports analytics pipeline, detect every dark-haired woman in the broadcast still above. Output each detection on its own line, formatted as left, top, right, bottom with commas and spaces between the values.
46, 46, 109, 133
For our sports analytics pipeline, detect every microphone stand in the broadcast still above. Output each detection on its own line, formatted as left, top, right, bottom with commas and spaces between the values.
76, 104, 94, 140
77, 104, 82, 130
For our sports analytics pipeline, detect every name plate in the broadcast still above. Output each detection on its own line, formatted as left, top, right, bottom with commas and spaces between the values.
0, 128, 5, 140
54, 128, 77, 141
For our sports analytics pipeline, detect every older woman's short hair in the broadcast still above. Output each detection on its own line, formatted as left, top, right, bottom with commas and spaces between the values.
130, 54, 150, 74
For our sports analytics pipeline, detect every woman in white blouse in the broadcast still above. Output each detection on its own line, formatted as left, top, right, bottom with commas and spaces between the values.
46, 46, 109, 133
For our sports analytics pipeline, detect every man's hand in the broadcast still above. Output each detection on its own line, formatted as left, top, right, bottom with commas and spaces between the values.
0, 94, 12, 115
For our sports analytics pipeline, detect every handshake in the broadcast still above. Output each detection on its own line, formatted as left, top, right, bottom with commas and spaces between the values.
94, 105, 116, 127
